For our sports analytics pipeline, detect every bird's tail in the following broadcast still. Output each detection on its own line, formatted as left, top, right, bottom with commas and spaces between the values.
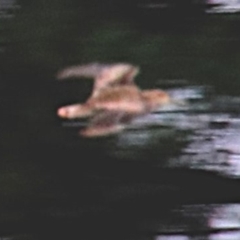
56, 63, 105, 80
57, 103, 93, 119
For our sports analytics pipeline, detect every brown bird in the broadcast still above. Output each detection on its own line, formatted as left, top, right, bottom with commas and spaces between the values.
57, 85, 171, 137
57, 63, 173, 137
57, 63, 139, 98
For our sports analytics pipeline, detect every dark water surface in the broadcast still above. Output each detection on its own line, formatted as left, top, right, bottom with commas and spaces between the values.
1, 1, 240, 239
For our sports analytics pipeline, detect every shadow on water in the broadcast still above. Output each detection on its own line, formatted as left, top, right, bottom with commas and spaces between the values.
2, 0, 240, 239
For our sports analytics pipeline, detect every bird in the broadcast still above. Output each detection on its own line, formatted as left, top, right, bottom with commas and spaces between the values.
57, 85, 171, 137
56, 63, 173, 137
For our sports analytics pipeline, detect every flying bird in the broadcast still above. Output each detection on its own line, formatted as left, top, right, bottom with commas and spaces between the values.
57, 63, 173, 137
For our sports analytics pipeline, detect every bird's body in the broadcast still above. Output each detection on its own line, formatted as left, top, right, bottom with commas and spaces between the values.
57, 63, 172, 137
57, 85, 144, 119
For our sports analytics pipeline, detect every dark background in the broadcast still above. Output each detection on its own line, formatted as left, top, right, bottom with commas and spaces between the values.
1, 0, 240, 239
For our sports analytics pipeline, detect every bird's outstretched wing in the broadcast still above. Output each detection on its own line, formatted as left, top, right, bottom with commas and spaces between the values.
56, 63, 107, 80
56, 63, 139, 97
79, 110, 135, 137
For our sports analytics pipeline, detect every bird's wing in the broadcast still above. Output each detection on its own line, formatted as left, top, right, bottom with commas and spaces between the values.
56, 63, 107, 80
96, 64, 139, 85
79, 110, 135, 137
56, 62, 140, 100
56, 63, 139, 92
92, 64, 139, 96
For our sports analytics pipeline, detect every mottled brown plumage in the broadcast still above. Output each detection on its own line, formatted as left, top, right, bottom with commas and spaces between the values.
57, 86, 171, 137
57, 63, 171, 137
